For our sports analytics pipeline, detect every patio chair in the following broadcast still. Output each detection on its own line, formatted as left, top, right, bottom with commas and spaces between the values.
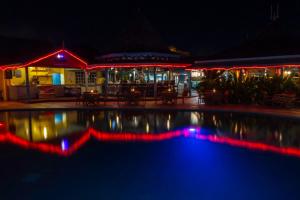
160, 89, 178, 105
180, 89, 189, 104
97, 93, 107, 105
117, 90, 127, 106
202, 90, 223, 105
139, 86, 148, 107
271, 93, 296, 108
75, 93, 83, 105
198, 92, 205, 104
82, 92, 98, 106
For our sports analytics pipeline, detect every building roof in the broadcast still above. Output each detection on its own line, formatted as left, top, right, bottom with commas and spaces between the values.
191, 19, 300, 68
0, 36, 98, 67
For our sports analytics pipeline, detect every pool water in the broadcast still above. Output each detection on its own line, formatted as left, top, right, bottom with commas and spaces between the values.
0, 110, 300, 199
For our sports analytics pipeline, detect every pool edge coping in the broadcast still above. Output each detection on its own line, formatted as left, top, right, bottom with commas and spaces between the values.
0, 105, 299, 119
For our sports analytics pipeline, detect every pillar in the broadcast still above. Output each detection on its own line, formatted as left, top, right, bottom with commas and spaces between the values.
280, 66, 284, 78
120, 68, 124, 82
187, 70, 192, 97
1, 71, 8, 101
104, 69, 109, 95
25, 67, 31, 101
154, 67, 157, 97
275, 67, 281, 76
84, 70, 89, 92
236, 70, 240, 79
147, 68, 150, 83
114, 69, 117, 83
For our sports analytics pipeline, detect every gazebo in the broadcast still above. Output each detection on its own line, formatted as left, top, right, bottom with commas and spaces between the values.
88, 51, 191, 97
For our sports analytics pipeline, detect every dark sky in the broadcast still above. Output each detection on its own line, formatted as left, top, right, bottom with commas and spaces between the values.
0, 0, 299, 55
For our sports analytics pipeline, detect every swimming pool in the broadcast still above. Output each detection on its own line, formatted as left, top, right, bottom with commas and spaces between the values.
1, 110, 300, 199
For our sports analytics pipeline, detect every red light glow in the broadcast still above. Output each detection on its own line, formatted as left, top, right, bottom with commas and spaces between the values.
1, 127, 300, 157
87, 63, 191, 70
0, 49, 88, 70
186, 65, 300, 71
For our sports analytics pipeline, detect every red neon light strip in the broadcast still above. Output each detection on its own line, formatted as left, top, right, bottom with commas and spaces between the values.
1, 127, 300, 157
23, 49, 64, 67
0, 49, 88, 70
63, 49, 88, 66
87, 63, 191, 70
186, 64, 300, 71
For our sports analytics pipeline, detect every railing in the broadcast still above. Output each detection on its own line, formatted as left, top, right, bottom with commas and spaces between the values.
107, 83, 179, 97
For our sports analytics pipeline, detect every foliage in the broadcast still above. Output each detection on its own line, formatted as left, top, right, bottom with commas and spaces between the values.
196, 73, 299, 105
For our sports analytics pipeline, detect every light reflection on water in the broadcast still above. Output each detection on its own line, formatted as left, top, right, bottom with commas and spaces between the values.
0, 110, 300, 156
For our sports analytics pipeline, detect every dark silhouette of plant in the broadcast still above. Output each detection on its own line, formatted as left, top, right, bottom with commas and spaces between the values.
197, 71, 299, 105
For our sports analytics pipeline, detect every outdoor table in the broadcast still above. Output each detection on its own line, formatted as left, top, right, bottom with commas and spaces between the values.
125, 89, 142, 105
82, 92, 99, 106
161, 89, 177, 104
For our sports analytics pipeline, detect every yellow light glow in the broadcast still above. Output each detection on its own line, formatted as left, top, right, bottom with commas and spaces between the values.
134, 116, 138, 127
116, 115, 119, 126
63, 113, 67, 127
146, 123, 149, 133
43, 127, 48, 139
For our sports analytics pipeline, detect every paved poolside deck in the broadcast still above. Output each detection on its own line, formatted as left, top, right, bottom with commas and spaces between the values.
0, 97, 299, 118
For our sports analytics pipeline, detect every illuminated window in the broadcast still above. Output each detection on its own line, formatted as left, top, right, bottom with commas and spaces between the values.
13, 70, 22, 78
75, 71, 97, 85
88, 72, 97, 84
75, 71, 85, 85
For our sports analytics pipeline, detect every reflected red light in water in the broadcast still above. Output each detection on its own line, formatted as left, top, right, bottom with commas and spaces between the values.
1, 127, 300, 157
0, 122, 5, 127
90, 129, 182, 141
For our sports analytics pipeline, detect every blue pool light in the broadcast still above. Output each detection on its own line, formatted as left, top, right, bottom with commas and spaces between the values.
61, 139, 69, 151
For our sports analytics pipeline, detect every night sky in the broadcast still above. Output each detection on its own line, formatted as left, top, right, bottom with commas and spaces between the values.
0, 0, 299, 55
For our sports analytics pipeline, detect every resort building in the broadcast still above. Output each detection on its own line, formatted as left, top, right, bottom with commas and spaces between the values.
0, 48, 89, 101
188, 20, 300, 85
88, 51, 191, 97
0, 42, 191, 101
0, 12, 192, 101
1, 18, 300, 102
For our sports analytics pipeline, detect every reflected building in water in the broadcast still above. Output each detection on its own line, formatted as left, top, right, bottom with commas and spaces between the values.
0, 111, 300, 156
